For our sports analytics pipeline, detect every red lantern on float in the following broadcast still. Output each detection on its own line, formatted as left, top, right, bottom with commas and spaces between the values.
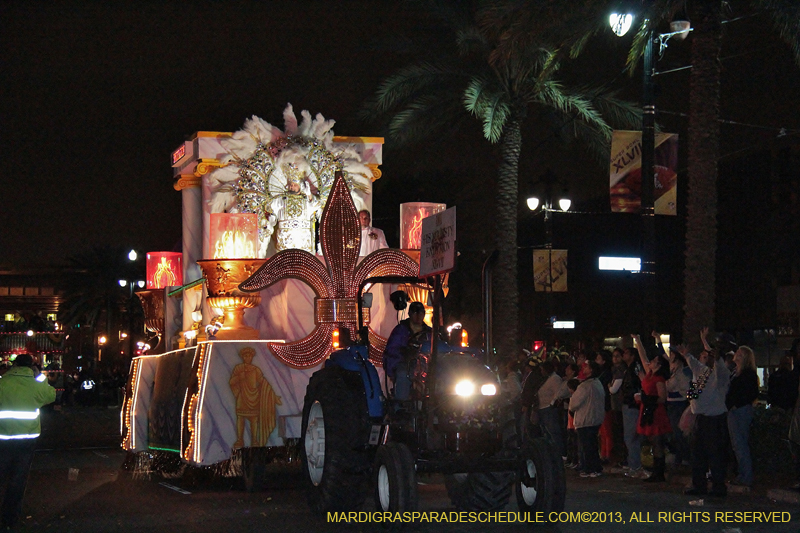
146, 252, 183, 289
399, 202, 446, 250
209, 213, 258, 259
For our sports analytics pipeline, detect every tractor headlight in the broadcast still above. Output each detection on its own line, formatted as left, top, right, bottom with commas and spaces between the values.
480, 383, 497, 396
454, 380, 475, 396
454, 380, 497, 396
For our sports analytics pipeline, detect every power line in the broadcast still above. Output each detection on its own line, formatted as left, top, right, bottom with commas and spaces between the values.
657, 109, 800, 135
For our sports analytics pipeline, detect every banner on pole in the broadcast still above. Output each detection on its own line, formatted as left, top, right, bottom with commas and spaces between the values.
533, 249, 567, 292
609, 131, 678, 215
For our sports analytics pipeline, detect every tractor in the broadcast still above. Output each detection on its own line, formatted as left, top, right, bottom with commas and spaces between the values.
300, 274, 566, 515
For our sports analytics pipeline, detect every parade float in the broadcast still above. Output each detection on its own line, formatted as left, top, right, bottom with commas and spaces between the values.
121, 106, 431, 479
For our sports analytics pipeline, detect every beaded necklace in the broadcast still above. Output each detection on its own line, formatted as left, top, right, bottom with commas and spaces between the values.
686, 367, 711, 400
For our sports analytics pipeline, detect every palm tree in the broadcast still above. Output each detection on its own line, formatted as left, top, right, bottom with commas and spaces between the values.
488, 0, 799, 346
367, 0, 641, 362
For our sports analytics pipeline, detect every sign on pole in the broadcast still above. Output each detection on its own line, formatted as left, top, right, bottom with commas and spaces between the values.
533, 249, 568, 292
419, 206, 456, 277
609, 130, 678, 215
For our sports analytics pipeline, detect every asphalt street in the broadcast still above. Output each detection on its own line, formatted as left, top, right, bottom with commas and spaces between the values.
9, 407, 800, 532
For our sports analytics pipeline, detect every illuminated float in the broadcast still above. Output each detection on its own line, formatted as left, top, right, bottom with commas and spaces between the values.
122, 106, 428, 476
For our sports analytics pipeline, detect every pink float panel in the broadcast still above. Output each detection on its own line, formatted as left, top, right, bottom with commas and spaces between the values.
399, 202, 446, 250
146, 252, 183, 289
210, 213, 258, 259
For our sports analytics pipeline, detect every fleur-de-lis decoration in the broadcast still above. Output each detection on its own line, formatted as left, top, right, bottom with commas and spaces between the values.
239, 171, 419, 368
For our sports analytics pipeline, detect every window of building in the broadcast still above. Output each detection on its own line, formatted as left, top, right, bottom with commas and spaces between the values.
46, 313, 57, 321
4, 314, 14, 322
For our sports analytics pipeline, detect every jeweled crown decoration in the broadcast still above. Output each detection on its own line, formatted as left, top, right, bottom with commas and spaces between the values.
207, 106, 374, 256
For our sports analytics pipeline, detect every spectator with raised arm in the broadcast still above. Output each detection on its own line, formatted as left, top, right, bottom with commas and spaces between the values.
632, 334, 671, 482
683, 327, 731, 497
662, 335, 692, 469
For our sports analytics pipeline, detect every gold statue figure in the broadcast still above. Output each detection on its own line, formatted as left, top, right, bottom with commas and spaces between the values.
229, 347, 282, 448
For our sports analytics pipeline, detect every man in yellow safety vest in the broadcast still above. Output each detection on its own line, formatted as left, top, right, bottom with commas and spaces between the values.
0, 353, 55, 529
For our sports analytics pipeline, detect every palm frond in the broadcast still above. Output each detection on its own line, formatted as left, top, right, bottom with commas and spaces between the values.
372, 61, 464, 113
580, 86, 643, 130
387, 94, 472, 146
455, 26, 489, 56
463, 77, 510, 143
751, 0, 800, 65
534, 82, 608, 136
626, 19, 652, 74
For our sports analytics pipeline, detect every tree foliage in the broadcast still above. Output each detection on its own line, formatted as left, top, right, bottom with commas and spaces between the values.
367, 0, 641, 360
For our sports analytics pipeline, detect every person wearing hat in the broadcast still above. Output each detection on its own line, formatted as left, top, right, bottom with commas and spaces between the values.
518, 354, 546, 441
383, 302, 431, 400
0, 353, 56, 529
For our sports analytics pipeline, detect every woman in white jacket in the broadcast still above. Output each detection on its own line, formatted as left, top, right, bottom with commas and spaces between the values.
570, 361, 607, 478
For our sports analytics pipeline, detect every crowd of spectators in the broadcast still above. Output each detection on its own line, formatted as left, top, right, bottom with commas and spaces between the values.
504, 330, 800, 495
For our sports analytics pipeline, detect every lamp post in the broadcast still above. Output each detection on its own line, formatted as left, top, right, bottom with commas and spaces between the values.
526, 170, 571, 252
97, 334, 106, 363
118, 279, 145, 362
526, 170, 570, 342
609, 11, 690, 328
120, 249, 145, 363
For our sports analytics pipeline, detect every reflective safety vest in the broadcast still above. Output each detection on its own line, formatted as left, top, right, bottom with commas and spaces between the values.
0, 366, 56, 440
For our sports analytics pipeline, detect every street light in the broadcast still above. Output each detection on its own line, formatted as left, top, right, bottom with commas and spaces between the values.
525, 170, 570, 343
609, 9, 691, 327
121, 248, 146, 360
526, 170, 571, 246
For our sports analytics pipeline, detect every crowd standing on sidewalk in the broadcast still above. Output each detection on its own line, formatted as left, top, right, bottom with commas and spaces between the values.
508, 327, 800, 496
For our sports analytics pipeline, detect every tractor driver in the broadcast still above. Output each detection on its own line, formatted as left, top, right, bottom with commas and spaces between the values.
383, 302, 431, 400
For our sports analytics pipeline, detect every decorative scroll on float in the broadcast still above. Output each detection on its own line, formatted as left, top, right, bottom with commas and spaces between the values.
135, 290, 166, 353
240, 171, 420, 368
197, 259, 266, 340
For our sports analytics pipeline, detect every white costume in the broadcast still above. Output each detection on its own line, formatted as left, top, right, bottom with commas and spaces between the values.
360, 225, 388, 256
266, 180, 321, 253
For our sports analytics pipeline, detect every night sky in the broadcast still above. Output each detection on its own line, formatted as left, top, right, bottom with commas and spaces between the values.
1, 0, 447, 266
2, 0, 799, 275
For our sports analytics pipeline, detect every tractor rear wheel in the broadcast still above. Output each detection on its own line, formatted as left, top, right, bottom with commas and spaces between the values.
301, 366, 372, 513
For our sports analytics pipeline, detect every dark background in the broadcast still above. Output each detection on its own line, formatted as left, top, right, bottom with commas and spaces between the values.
2, 0, 799, 344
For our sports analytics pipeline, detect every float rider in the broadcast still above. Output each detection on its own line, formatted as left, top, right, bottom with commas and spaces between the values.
383, 301, 431, 400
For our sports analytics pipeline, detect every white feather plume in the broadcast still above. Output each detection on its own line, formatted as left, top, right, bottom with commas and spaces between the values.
283, 104, 298, 136
206, 104, 373, 233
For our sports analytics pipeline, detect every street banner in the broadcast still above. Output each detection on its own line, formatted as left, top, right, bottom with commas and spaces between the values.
533, 249, 567, 292
420, 206, 456, 277
609, 131, 679, 215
